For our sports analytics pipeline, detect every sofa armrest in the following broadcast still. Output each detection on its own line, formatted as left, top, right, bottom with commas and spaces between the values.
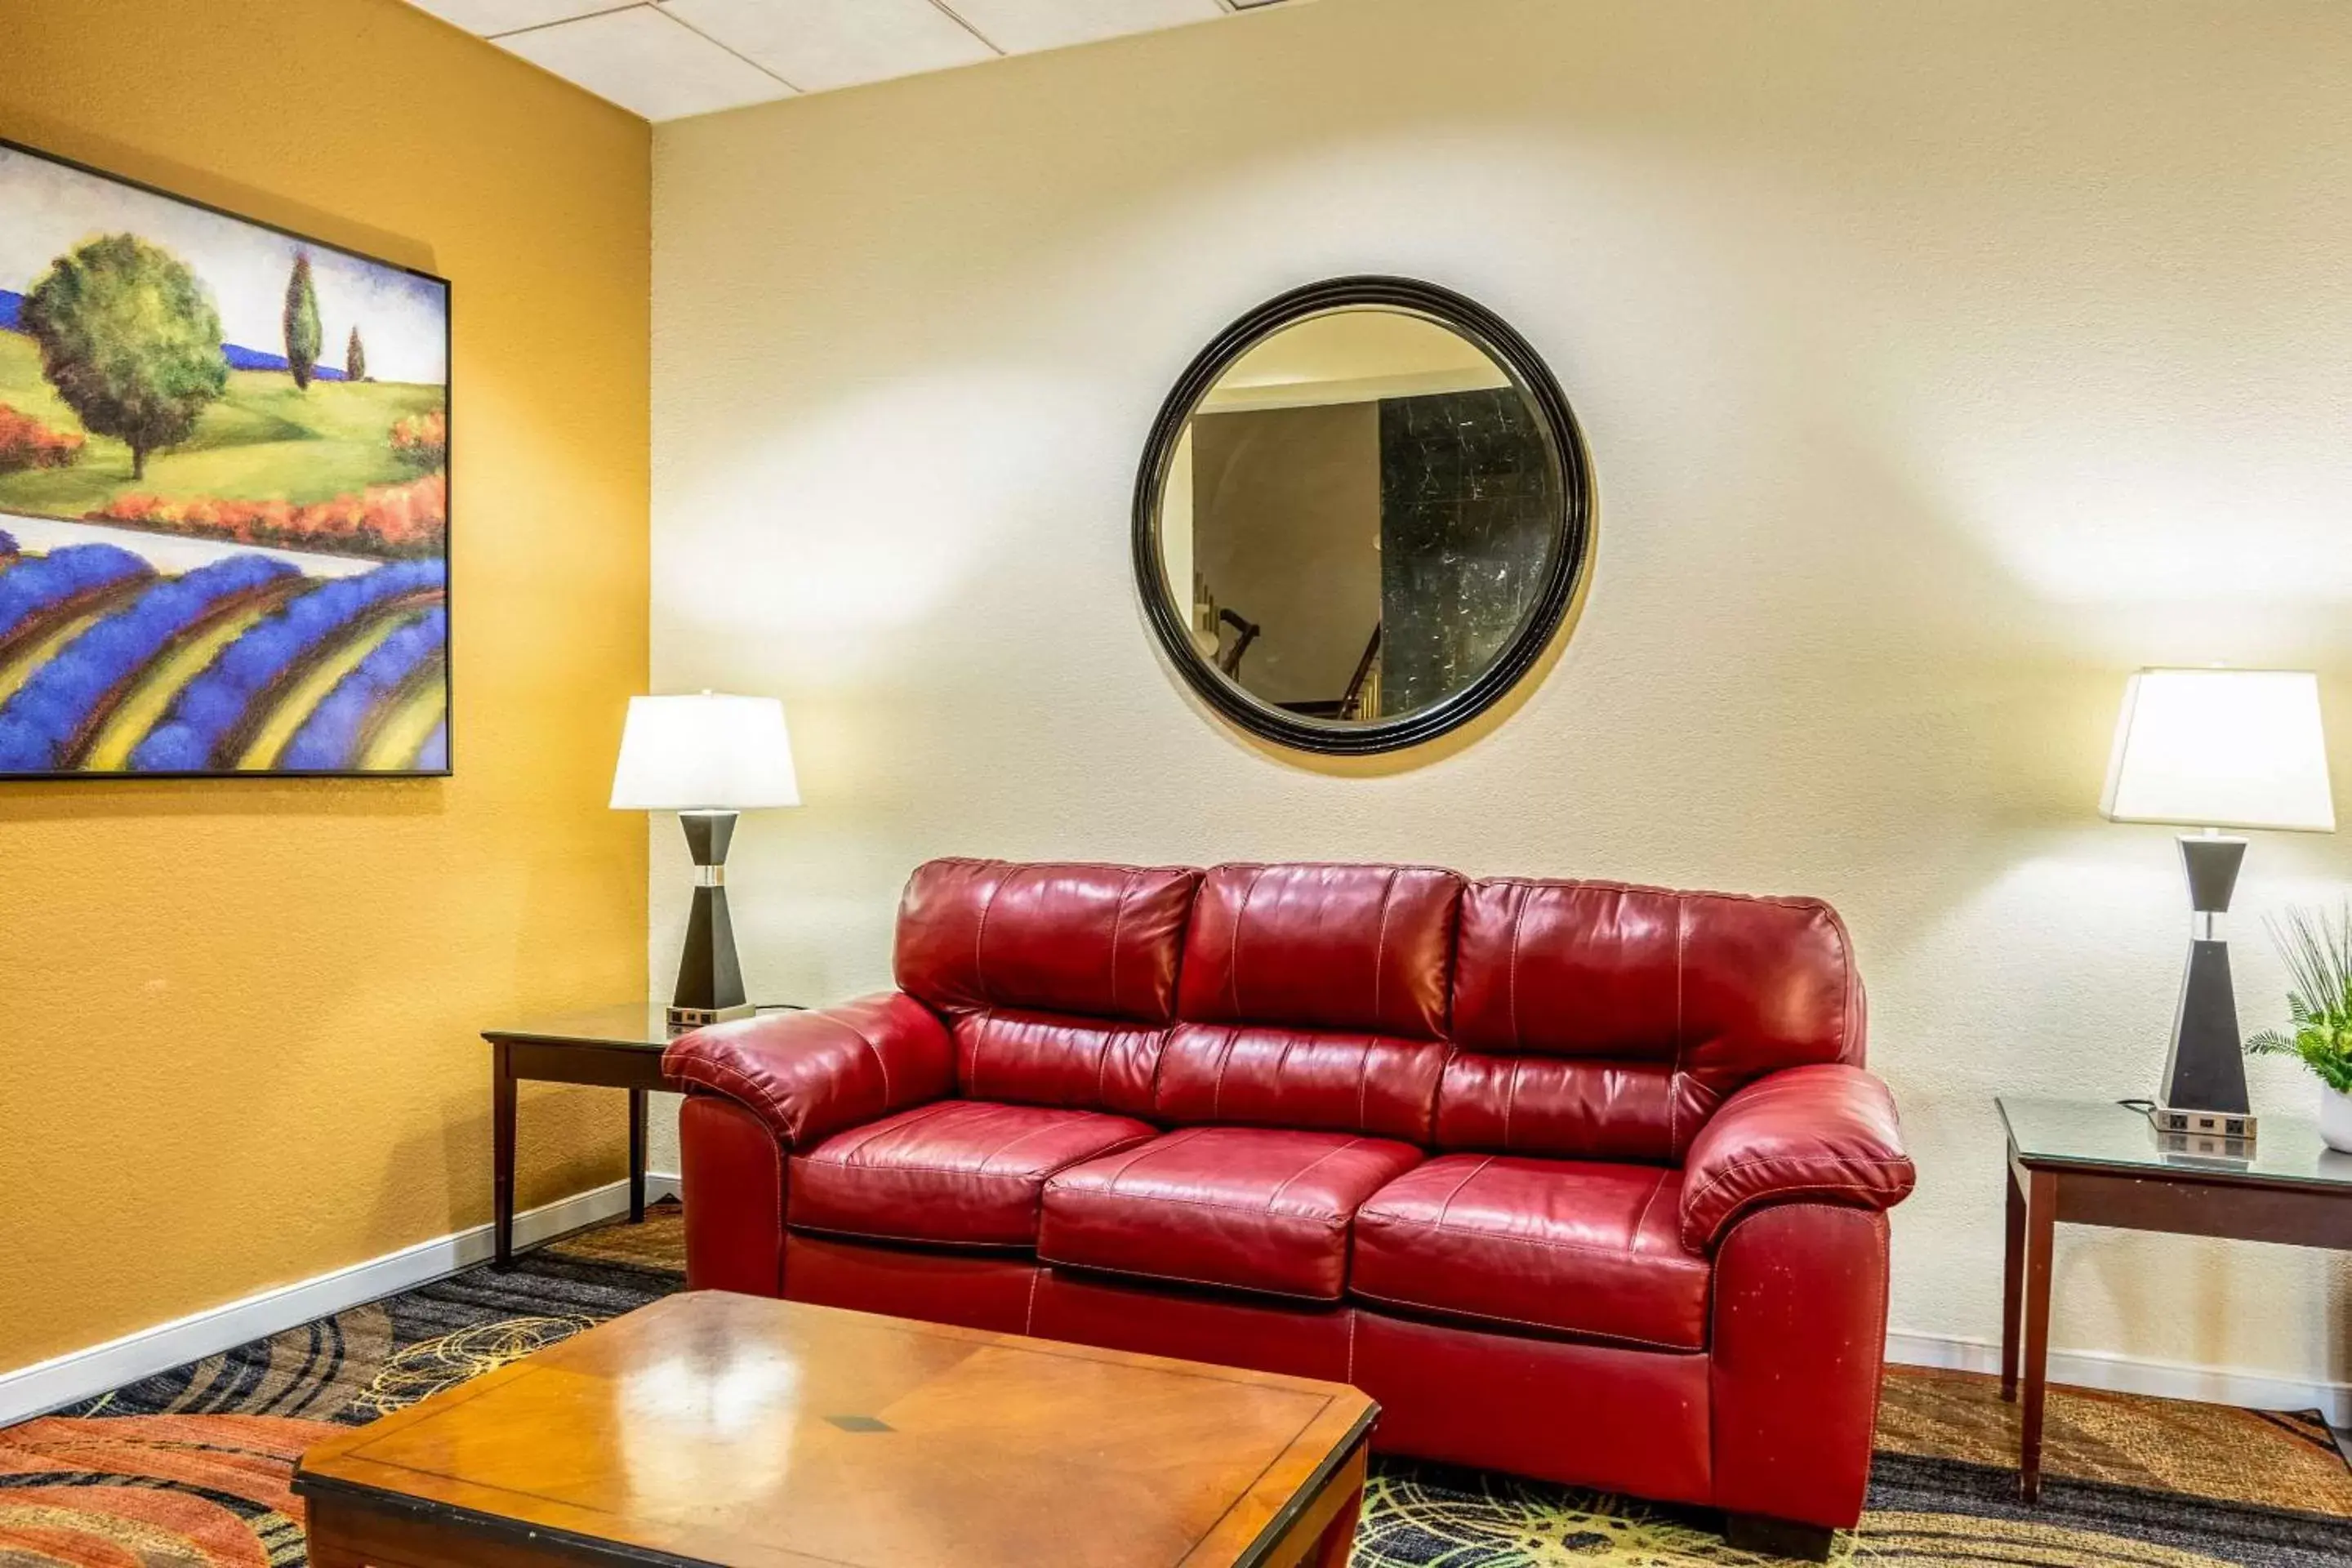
1680, 1062, 1913, 1253
662, 991, 953, 1151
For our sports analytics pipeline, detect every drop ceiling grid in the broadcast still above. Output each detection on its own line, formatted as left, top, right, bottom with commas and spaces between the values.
407, 0, 1285, 122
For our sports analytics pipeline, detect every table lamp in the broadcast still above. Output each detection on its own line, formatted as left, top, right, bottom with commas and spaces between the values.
611, 693, 800, 1031
2101, 668, 2335, 1141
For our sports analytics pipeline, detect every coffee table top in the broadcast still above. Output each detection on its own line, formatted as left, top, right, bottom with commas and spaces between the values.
294, 1291, 1376, 1568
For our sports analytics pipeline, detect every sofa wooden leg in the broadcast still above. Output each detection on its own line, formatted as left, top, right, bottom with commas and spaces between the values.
1724, 1512, 1835, 1561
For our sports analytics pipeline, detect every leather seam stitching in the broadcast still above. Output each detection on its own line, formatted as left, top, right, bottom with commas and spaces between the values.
1049, 1186, 1354, 1227
1230, 866, 1266, 1020
973, 1116, 1091, 1174
786, 1220, 1032, 1252
827, 1096, 961, 1162
1502, 1058, 1523, 1155
1371, 867, 1397, 1035
1507, 881, 1530, 1053
973, 868, 1008, 1008
1093, 1125, 1209, 1198
1264, 1138, 1370, 1209
1271, 1029, 1303, 1123
674, 1057, 798, 1139
1669, 895, 1686, 1156
967, 1006, 995, 1102
849, 1015, 896, 1108
804, 1131, 1156, 1185
1036, 1254, 1343, 1306
1430, 1155, 1494, 1227
1107, 867, 1134, 1021
1682, 1155, 1913, 1250
1210, 1024, 1241, 1123
1628, 1167, 1670, 1258
1358, 1210, 1707, 1269
1345, 1285, 1704, 1354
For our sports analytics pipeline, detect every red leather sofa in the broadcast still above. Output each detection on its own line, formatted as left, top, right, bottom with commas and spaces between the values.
666, 859, 1913, 1557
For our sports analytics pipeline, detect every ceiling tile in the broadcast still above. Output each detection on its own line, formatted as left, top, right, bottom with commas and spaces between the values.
497, 7, 793, 120
407, 0, 623, 34
940, 0, 1224, 55
660, 0, 998, 94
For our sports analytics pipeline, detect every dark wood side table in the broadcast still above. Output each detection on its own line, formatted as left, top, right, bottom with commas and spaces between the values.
1998, 1095, 2352, 1501
483, 1005, 680, 1270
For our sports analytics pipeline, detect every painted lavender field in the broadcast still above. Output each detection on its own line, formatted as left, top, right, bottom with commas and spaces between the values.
0, 139, 448, 777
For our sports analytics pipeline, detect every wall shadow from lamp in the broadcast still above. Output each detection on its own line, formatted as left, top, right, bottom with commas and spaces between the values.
612, 692, 800, 1031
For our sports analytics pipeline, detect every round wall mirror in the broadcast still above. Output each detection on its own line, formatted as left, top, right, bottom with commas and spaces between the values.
1134, 277, 1593, 755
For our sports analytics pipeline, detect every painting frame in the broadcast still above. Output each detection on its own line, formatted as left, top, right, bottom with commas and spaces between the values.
0, 132, 452, 782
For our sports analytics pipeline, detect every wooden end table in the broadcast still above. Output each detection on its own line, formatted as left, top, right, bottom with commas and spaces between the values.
1998, 1094, 2352, 1502
295, 1290, 1375, 1568
483, 1004, 687, 1270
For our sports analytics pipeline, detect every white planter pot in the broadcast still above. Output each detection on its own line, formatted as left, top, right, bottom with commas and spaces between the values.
2321, 1085, 2352, 1155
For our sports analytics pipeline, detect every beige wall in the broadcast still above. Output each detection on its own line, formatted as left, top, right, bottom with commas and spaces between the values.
1, 0, 649, 1374
653, 0, 2352, 1401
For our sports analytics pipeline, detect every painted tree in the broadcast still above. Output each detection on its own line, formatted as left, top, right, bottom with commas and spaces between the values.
22, 234, 226, 481
284, 252, 323, 390
346, 326, 368, 383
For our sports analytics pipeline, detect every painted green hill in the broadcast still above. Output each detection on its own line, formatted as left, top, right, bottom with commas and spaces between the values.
0, 328, 442, 519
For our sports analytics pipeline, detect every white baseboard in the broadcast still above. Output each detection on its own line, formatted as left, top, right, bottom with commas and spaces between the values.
0, 1170, 681, 1429
1886, 1329, 2351, 1426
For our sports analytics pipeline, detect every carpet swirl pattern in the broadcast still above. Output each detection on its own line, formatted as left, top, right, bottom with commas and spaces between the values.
3, 1204, 2345, 1566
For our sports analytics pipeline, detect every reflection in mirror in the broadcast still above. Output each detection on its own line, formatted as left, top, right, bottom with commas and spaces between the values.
1152, 307, 1563, 729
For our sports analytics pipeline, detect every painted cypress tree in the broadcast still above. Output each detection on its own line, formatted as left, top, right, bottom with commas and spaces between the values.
23, 234, 226, 480
346, 326, 368, 383
283, 252, 322, 390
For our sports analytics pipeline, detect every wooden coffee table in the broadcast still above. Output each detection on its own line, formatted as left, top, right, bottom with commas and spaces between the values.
293, 1291, 1375, 1568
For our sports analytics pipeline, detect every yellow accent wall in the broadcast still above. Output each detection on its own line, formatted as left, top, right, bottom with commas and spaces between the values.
0, 0, 649, 1374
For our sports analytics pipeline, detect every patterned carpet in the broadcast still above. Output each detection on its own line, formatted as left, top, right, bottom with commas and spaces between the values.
3, 1205, 2346, 1566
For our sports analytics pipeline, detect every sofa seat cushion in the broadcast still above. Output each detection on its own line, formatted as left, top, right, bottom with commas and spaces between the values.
1352, 1155, 1712, 1351
1040, 1126, 1423, 1302
788, 1100, 1156, 1249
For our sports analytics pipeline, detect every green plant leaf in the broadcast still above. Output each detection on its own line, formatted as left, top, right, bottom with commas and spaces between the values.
2246, 903, 2352, 1090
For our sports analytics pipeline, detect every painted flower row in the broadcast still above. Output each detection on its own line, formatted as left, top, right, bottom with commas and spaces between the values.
88, 473, 448, 557
0, 403, 85, 474
0, 552, 296, 771
132, 557, 448, 773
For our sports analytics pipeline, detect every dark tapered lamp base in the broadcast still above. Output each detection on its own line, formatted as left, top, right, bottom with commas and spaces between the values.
669, 809, 754, 1033
2159, 833, 2256, 1142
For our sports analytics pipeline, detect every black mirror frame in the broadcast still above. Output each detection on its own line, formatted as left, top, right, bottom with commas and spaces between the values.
1133, 275, 1594, 755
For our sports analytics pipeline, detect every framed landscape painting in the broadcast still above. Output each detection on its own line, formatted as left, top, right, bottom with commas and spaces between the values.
0, 137, 449, 779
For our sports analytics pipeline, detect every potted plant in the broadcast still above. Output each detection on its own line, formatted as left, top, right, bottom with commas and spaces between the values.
2246, 904, 2352, 1154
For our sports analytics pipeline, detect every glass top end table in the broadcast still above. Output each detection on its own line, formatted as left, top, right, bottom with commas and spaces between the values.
1993, 1095, 2352, 1501
482, 1003, 801, 1268
1998, 1095, 2352, 1192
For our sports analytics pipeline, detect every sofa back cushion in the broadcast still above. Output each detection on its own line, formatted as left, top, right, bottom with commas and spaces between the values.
1153, 1023, 1450, 1143
1156, 863, 1463, 1141
1178, 862, 1463, 1038
895, 858, 1202, 1116
1438, 878, 1863, 1161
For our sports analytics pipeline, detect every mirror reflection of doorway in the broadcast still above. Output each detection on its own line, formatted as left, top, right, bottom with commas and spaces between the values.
1138, 278, 1592, 755
1161, 309, 1554, 722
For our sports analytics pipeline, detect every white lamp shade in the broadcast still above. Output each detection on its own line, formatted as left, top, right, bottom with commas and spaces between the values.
2100, 669, 2334, 832
610, 693, 800, 811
